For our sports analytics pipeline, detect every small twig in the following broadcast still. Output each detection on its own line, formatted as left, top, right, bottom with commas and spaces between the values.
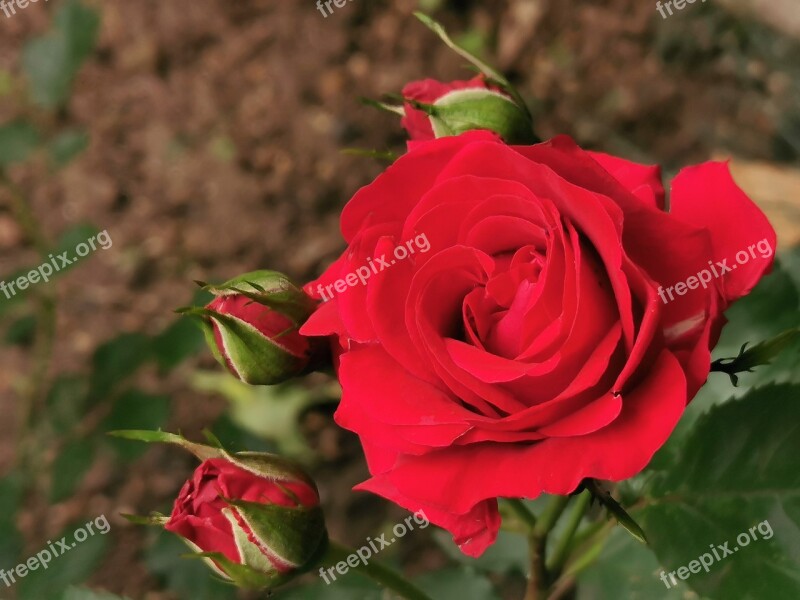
547, 491, 592, 574
504, 498, 538, 530
3, 172, 56, 474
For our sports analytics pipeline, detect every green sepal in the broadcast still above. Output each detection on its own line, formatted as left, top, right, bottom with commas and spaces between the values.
413, 11, 535, 126
120, 512, 169, 527
360, 96, 405, 116
107, 430, 224, 461
226, 498, 327, 570
411, 88, 537, 143
178, 306, 308, 385
711, 328, 800, 386
585, 479, 648, 545
228, 451, 319, 492
198, 270, 316, 326
184, 551, 286, 590
341, 147, 399, 162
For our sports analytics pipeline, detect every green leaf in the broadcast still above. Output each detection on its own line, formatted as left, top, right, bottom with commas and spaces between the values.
710, 254, 800, 389
51, 438, 96, 502
55, 223, 100, 252
207, 135, 237, 163
18, 521, 109, 600
62, 587, 132, 600
0, 224, 101, 310
4, 314, 37, 346
0, 120, 40, 166
152, 316, 204, 373
648, 255, 800, 469
49, 129, 89, 168
102, 390, 170, 460
190, 373, 320, 459
46, 375, 90, 434
22, 0, 100, 108
271, 576, 382, 599
414, 566, 501, 600
0, 69, 13, 96
145, 531, 237, 600
637, 384, 800, 600
90, 333, 152, 398
576, 528, 691, 600
209, 414, 275, 454
0, 475, 23, 566
433, 529, 528, 575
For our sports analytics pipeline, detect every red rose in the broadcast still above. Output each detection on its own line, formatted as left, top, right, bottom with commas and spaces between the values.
401, 76, 498, 141
301, 131, 776, 556
165, 457, 322, 575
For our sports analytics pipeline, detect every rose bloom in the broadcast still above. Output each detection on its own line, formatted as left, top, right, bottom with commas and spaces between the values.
401, 76, 498, 141
165, 458, 320, 572
301, 130, 776, 556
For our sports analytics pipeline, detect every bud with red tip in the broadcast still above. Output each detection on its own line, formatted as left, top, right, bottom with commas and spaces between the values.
401, 76, 498, 141
111, 430, 328, 590
179, 270, 321, 385
166, 456, 325, 587
401, 78, 536, 144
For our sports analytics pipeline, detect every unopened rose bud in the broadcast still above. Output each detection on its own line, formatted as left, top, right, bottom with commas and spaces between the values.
180, 270, 320, 385
402, 77, 536, 144
165, 454, 327, 589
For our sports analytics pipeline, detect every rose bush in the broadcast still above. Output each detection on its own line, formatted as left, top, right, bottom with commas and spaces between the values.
301, 130, 776, 556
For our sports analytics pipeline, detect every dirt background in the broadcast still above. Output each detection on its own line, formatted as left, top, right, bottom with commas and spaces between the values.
1, 0, 799, 597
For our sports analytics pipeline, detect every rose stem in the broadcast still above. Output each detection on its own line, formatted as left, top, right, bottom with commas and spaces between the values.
547, 519, 616, 597
505, 498, 538, 530
546, 490, 592, 574
4, 172, 57, 482
323, 541, 435, 600
524, 495, 572, 600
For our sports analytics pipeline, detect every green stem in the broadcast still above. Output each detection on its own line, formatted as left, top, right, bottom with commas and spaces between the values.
524, 533, 547, 600
322, 541, 434, 600
562, 519, 615, 578
3, 172, 56, 473
523, 495, 572, 600
566, 517, 606, 553
547, 491, 592, 573
504, 498, 537, 530
532, 495, 571, 538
